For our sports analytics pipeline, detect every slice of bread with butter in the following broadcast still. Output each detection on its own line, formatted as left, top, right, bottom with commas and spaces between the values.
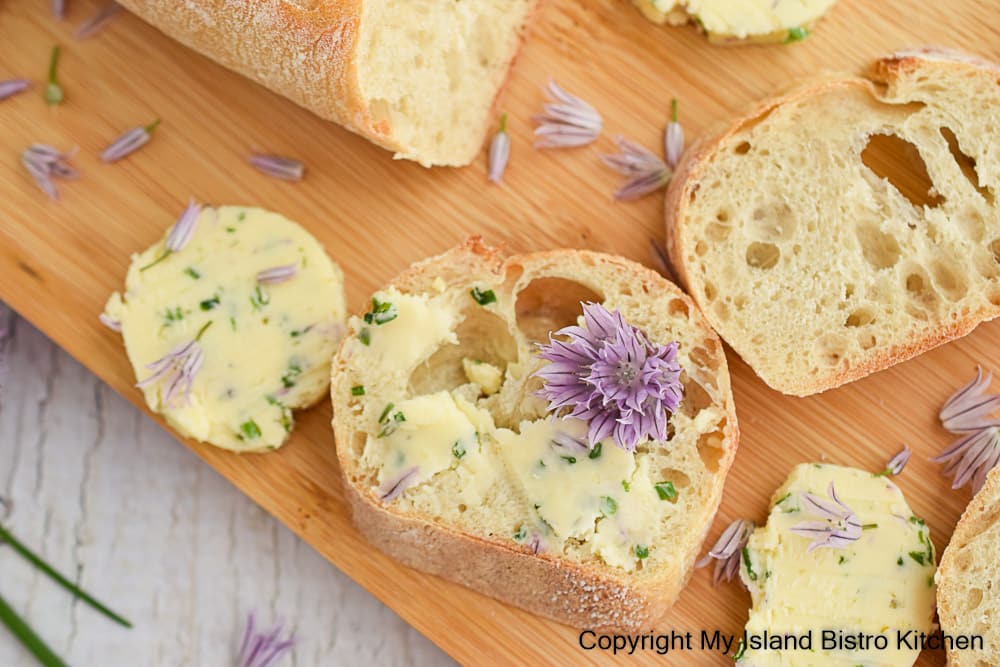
632, 0, 836, 44
665, 48, 1000, 396
937, 467, 1000, 666
739, 463, 936, 666
330, 238, 738, 631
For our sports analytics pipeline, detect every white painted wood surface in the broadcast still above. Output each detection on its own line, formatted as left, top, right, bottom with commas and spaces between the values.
0, 304, 454, 667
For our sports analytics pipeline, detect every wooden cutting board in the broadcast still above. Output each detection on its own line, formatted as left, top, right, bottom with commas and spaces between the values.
2, 0, 998, 664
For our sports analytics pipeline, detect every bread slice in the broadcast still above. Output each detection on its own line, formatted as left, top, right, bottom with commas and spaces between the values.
330, 238, 738, 631
937, 466, 1000, 666
665, 48, 1000, 396
116, 0, 539, 167
631, 0, 836, 44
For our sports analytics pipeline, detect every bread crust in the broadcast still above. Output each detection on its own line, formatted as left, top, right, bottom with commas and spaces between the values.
330, 238, 739, 632
936, 467, 1000, 666
664, 48, 1000, 396
116, 0, 542, 167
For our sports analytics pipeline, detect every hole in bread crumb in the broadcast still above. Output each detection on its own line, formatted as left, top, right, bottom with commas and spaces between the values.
716, 210, 730, 223
667, 299, 689, 318
734, 141, 751, 155
706, 223, 730, 242
845, 308, 875, 327
967, 587, 984, 611
855, 222, 901, 269
748, 203, 796, 241
659, 467, 691, 489
409, 308, 517, 395
713, 301, 730, 322
816, 334, 848, 366
690, 343, 721, 378
989, 238, 1000, 265
861, 133, 944, 208
941, 127, 994, 204
988, 284, 1000, 307
931, 261, 968, 301
703, 282, 717, 301
514, 278, 603, 344
457, 503, 467, 513
845, 284, 856, 298
695, 240, 708, 256
746, 242, 780, 269
859, 333, 877, 350
697, 424, 726, 473
679, 374, 712, 418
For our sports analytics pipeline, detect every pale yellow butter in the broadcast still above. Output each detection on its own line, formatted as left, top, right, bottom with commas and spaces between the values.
104, 206, 346, 452
633, 0, 836, 40
739, 463, 937, 666
462, 358, 503, 395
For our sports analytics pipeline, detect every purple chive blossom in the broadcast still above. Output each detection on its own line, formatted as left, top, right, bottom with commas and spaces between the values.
526, 533, 545, 555
99, 312, 122, 332
535, 302, 683, 452
167, 199, 201, 252
100, 119, 161, 162
136, 321, 211, 407
52, 0, 65, 20
487, 113, 511, 183
551, 431, 590, 455
665, 98, 684, 169
256, 264, 298, 286
696, 518, 754, 586
877, 446, 911, 477
380, 467, 419, 502
789, 483, 863, 552
0, 79, 31, 101
601, 136, 670, 200
249, 154, 304, 181
533, 80, 603, 149
75, 2, 122, 40
21, 144, 78, 199
238, 612, 295, 667
933, 367, 1000, 493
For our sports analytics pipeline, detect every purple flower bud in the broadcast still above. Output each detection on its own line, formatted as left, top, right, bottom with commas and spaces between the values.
883, 446, 912, 476
20, 144, 78, 200
256, 264, 298, 285
602, 136, 670, 201
0, 79, 30, 102
249, 154, 305, 181
52, 0, 65, 20
665, 98, 684, 169
487, 113, 510, 183
696, 518, 754, 586
380, 467, 419, 502
165, 199, 201, 252
101, 120, 160, 163
533, 80, 603, 149
99, 313, 122, 332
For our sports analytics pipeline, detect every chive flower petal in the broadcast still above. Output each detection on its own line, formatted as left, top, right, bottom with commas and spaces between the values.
881, 446, 911, 477
535, 302, 683, 452
789, 482, 863, 551
532, 80, 602, 149
249, 154, 305, 181
74, 2, 122, 40
695, 518, 754, 586
136, 321, 211, 407
933, 367, 1000, 493
487, 113, 510, 182
99, 312, 122, 332
20, 144, 78, 200
0, 79, 31, 101
602, 136, 671, 200
100, 122, 158, 162
165, 199, 202, 253
665, 98, 684, 169
238, 612, 295, 667
256, 264, 298, 285
379, 466, 419, 502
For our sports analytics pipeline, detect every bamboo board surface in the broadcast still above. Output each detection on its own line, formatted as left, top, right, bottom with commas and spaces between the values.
2, 0, 999, 664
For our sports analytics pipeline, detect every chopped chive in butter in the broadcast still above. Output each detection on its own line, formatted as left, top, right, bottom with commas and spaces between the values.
742, 546, 757, 581
376, 403, 406, 438
560, 456, 577, 465
898, 556, 905, 566
452, 441, 466, 459
225, 226, 237, 233
237, 210, 247, 221
655, 481, 677, 501
358, 328, 371, 345
838, 555, 847, 564
600, 496, 617, 516
279, 407, 292, 433
229, 317, 237, 331
163, 307, 184, 324
909, 516, 926, 526
733, 638, 746, 661
239, 419, 261, 440
622, 480, 630, 492
513, 526, 527, 541
635, 544, 649, 559
351, 385, 365, 396
281, 363, 302, 388
250, 286, 270, 310
775, 492, 792, 505
785, 26, 809, 43
184, 267, 201, 279
908, 551, 927, 566
470, 287, 497, 306
363, 298, 397, 325
378, 403, 395, 423
588, 442, 602, 459
862, 523, 878, 530
200, 295, 220, 311
290, 325, 313, 338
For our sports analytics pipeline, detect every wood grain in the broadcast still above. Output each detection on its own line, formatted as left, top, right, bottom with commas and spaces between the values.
1, 0, 998, 664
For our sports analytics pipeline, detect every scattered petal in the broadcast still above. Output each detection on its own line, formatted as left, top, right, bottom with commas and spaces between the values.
99, 313, 122, 332
256, 264, 298, 286
665, 98, 684, 169
380, 467, 419, 502
52, 0, 65, 20
940, 366, 1000, 433
136, 321, 211, 407
533, 80, 602, 149
487, 113, 510, 183
789, 482, 862, 551
934, 368, 1000, 493
535, 302, 682, 452
249, 154, 304, 181
238, 612, 295, 667
100, 119, 160, 162
602, 136, 671, 200
20, 144, 78, 200
0, 79, 31, 102
74, 2, 122, 40
165, 199, 202, 252
696, 518, 754, 586
878, 446, 911, 477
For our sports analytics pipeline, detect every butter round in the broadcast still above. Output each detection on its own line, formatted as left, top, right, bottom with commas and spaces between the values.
104, 205, 346, 452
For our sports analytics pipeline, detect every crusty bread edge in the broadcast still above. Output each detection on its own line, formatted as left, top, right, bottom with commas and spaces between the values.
330, 238, 740, 632
936, 467, 1000, 666
664, 50, 1000, 396
117, 0, 544, 167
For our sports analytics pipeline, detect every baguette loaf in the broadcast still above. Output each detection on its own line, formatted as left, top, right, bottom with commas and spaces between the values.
116, 0, 539, 167
665, 48, 1000, 396
330, 239, 738, 631
936, 466, 1000, 666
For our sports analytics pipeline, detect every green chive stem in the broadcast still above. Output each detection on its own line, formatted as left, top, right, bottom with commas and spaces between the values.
47, 46, 60, 84
194, 320, 213, 341
499, 112, 508, 133
0, 524, 132, 628
671, 98, 678, 123
145, 118, 162, 133
0, 593, 69, 667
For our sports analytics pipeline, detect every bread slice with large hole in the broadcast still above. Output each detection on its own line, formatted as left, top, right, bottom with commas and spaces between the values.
937, 466, 1000, 666
116, 0, 539, 167
665, 48, 1000, 396
330, 238, 738, 631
